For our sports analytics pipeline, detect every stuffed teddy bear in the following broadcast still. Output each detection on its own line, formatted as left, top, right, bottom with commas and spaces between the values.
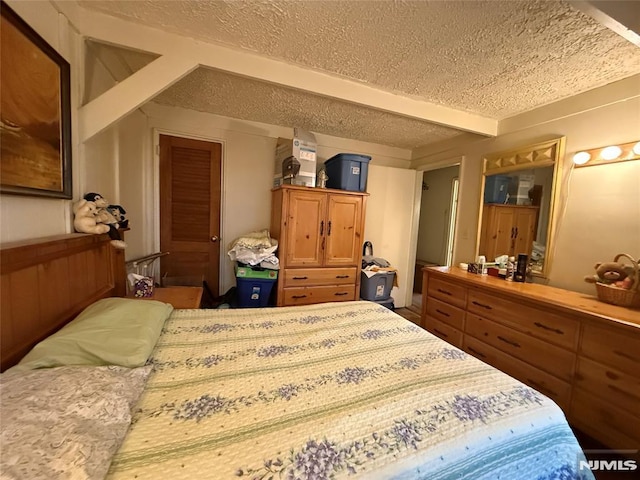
107, 204, 128, 229
73, 200, 110, 235
584, 261, 634, 287
83, 193, 126, 249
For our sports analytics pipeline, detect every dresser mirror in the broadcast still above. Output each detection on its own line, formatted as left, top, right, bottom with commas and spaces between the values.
478, 137, 566, 278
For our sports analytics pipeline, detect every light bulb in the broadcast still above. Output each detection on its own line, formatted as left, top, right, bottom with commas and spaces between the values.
601, 145, 622, 161
573, 151, 591, 165
633, 142, 640, 156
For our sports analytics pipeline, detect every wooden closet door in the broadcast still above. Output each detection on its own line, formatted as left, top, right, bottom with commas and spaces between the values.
159, 135, 222, 294
284, 190, 326, 267
325, 194, 363, 267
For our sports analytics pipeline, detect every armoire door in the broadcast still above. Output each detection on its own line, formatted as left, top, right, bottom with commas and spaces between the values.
159, 135, 222, 294
284, 189, 326, 267
485, 206, 516, 260
513, 208, 538, 257
325, 194, 363, 266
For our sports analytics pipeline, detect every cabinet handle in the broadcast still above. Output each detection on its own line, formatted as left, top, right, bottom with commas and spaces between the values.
334, 292, 349, 296
471, 300, 492, 310
526, 378, 553, 396
607, 384, 640, 401
511, 227, 515, 239
433, 328, 448, 338
292, 295, 307, 299
328, 220, 332, 236
514, 227, 518, 238
533, 322, 564, 335
435, 308, 450, 317
497, 335, 521, 348
292, 276, 308, 280
320, 220, 324, 236
436, 288, 452, 296
335, 275, 349, 279
467, 346, 486, 359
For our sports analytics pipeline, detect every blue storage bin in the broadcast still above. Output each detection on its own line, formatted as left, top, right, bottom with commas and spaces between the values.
484, 175, 510, 204
236, 276, 276, 308
324, 153, 371, 192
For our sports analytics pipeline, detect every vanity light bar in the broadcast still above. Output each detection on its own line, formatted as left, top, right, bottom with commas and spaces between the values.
572, 140, 640, 168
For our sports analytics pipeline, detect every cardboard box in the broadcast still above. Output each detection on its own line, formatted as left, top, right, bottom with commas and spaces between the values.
274, 128, 317, 187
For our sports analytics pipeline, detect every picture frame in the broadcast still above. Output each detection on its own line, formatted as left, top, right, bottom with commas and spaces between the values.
1, 2, 72, 199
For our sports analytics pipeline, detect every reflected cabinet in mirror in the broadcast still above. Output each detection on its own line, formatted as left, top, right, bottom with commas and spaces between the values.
478, 137, 565, 278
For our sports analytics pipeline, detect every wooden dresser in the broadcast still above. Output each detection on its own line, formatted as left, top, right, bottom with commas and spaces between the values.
271, 185, 368, 307
422, 266, 640, 454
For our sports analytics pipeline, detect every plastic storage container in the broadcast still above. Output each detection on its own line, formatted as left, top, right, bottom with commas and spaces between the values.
235, 264, 278, 307
324, 153, 371, 192
484, 175, 510, 204
360, 270, 395, 301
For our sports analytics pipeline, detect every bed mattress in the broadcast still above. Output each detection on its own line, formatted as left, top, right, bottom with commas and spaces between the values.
107, 301, 592, 480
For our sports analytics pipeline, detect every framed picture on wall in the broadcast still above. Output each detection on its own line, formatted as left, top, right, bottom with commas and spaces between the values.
0, 1, 72, 199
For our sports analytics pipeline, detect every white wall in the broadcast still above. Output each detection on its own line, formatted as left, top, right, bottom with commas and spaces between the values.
364, 165, 419, 308
414, 92, 640, 294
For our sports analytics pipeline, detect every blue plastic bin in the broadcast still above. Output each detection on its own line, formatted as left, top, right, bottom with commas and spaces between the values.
235, 264, 277, 308
324, 153, 371, 192
484, 175, 510, 204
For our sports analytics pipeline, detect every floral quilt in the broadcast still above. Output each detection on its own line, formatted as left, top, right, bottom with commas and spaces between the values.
107, 301, 593, 480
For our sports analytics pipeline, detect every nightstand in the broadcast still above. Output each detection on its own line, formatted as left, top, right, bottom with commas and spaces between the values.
129, 286, 203, 309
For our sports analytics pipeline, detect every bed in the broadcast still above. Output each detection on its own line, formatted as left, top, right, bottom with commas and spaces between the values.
0, 235, 594, 480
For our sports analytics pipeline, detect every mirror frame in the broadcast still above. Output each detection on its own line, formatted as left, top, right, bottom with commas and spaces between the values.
478, 136, 566, 278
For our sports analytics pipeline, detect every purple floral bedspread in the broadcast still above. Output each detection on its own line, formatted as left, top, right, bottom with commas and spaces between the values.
107, 301, 593, 480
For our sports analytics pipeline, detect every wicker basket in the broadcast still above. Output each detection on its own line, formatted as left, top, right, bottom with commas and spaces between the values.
594, 253, 640, 309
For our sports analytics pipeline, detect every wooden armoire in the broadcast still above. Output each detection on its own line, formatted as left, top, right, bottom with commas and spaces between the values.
270, 185, 368, 306
479, 204, 539, 260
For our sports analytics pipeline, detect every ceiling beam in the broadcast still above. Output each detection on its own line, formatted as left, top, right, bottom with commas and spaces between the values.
54, 0, 497, 141
569, 1, 640, 47
79, 54, 198, 142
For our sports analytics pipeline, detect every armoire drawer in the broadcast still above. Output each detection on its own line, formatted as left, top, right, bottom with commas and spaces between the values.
575, 356, 640, 414
425, 297, 465, 330
580, 323, 640, 375
463, 336, 572, 411
466, 290, 579, 350
283, 285, 357, 306
427, 278, 467, 309
424, 316, 463, 348
283, 267, 358, 287
465, 313, 575, 381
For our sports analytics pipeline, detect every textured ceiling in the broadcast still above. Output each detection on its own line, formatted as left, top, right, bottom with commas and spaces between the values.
78, 0, 640, 150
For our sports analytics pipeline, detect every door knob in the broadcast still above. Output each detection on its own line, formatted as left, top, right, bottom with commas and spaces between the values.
210, 236, 219, 242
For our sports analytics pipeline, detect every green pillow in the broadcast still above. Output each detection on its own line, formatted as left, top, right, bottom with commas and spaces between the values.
11, 297, 173, 371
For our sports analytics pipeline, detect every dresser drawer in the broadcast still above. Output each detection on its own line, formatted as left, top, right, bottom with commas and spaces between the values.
466, 290, 579, 350
463, 336, 572, 411
424, 316, 463, 348
283, 285, 356, 306
575, 357, 640, 414
427, 277, 467, 309
465, 313, 575, 381
283, 267, 358, 287
580, 323, 640, 375
426, 297, 465, 330
571, 387, 640, 453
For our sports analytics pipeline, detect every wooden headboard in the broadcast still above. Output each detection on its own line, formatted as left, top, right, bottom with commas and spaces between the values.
0, 233, 124, 371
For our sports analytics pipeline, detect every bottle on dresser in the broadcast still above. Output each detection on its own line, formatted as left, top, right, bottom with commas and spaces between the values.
505, 256, 516, 282
514, 254, 528, 283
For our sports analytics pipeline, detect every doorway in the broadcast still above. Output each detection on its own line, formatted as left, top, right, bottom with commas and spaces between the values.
412, 165, 460, 310
159, 134, 222, 295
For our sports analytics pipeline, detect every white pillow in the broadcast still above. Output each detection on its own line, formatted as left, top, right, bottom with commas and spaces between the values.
0, 365, 152, 480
